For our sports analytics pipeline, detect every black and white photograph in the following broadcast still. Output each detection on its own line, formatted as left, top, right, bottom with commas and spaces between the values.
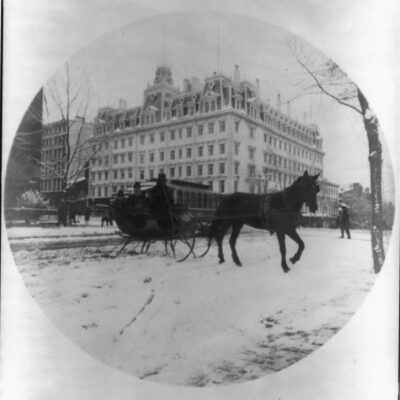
2, 1, 398, 399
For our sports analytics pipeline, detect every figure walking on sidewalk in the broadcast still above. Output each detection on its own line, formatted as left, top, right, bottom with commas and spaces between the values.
338, 203, 351, 239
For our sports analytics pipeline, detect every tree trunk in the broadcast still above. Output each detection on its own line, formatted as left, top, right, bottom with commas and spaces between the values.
357, 89, 385, 273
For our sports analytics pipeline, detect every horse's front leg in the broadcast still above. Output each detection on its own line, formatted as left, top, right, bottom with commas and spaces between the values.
286, 230, 305, 264
229, 222, 244, 267
276, 231, 290, 273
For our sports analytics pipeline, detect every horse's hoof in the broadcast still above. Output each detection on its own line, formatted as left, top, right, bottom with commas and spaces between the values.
290, 257, 297, 264
283, 267, 290, 273
219, 260, 225, 264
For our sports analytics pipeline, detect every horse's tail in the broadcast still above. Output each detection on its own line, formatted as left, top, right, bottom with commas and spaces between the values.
198, 219, 219, 257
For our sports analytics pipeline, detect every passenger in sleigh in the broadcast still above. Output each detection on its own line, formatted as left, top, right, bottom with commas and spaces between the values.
149, 173, 175, 230
127, 181, 148, 228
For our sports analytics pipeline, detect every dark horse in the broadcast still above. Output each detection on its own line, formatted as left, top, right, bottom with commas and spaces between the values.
206, 171, 320, 273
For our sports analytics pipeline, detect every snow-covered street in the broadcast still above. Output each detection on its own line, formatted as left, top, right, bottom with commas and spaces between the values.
7, 225, 383, 386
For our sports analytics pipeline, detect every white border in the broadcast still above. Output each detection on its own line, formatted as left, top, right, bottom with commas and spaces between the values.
2, 1, 399, 399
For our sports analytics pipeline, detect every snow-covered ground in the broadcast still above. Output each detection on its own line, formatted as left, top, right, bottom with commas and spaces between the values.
7, 225, 385, 386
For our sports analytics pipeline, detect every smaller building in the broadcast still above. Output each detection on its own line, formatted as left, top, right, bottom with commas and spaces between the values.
40, 117, 94, 203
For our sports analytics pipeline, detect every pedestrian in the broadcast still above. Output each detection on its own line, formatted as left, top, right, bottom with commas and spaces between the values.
57, 198, 67, 227
338, 203, 351, 239
68, 200, 77, 225
84, 205, 91, 225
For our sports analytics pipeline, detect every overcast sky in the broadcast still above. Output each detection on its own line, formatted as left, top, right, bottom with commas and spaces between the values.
5, 1, 396, 199
39, 11, 393, 198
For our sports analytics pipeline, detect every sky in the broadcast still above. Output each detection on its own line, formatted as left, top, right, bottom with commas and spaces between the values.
39, 10, 394, 199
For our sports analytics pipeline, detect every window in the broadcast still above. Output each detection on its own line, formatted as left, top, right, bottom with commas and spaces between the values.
128, 152, 133, 162
178, 166, 182, 177
248, 165, 256, 176
149, 169, 154, 179
149, 152, 154, 162
208, 145, 214, 156
104, 186, 108, 197
178, 149, 182, 159
178, 128, 182, 139
91, 172, 95, 182
219, 143, 225, 155
104, 171, 109, 180
128, 137, 133, 146
208, 122, 214, 134
234, 180, 239, 192
186, 127, 192, 137
113, 154, 118, 164
128, 168, 132, 179
219, 180, 225, 193
160, 131, 165, 142
170, 130, 175, 140
234, 162, 239, 175
219, 120, 226, 132
170, 150, 175, 160
120, 153, 125, 163
249, 148, 255, 160
264, 133, 267, 143
249, 127, 255, 139
198, 164, 203, 176
121, 138, 125, 148
114, 140, 118, 149
186, 147, 192, 158
234, 143, 240, 156
208, 164, 214, 175
140, 153, 144, 164
104, 156, 109, 166
97, 171, 102, 181
198, 125, 203, 135
219, 162, 225, 174
170, 167, 175, 178
160, 151, 164, 162
97, 187, 102, 197
150, 133, 154, 143
113, 170, 118, 179
186, 166, 192, 177
140, 170, 144, 180
120, 169, 125, 179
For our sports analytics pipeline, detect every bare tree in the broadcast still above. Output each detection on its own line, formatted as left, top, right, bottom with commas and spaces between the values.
38, 61, 105, 196
287, 38, 385, 273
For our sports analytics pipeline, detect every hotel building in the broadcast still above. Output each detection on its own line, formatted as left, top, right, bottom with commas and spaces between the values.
89, 65, 325, 199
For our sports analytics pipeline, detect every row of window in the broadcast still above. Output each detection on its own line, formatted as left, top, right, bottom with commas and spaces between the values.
42, 134, 67, 147
91, 162, 228, 183
91, 142, 228, 167
40, 177, 63, 192
95, 118, 226, 141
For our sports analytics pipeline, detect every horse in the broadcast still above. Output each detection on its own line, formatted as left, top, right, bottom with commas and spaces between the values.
205, 171, 320, 273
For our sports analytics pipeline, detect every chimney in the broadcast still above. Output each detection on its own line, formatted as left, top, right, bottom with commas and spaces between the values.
286, 101, 291, 117
183, 78, 192, 92
234, 64, 240, 84
255, 79, 260, 99
277, 93, 281, 111
119, 99, 127, 110
192, 77, 201, 90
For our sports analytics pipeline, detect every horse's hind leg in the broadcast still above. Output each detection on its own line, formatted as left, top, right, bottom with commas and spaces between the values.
229, 222, 244, 267
277, 232, 290, 273
215, 221, 229, 264
286, 230, 305, 264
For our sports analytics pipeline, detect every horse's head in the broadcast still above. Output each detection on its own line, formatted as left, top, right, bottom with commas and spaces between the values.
297, 171, 320, 213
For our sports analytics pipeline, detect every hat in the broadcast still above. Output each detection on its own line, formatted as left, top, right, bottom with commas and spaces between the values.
133, 181, 141, 188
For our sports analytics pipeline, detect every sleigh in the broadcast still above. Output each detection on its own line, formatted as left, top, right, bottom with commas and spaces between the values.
107, 195, 196, 261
